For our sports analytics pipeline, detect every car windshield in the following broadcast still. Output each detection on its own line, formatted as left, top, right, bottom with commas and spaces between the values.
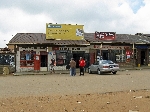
102, 60, 114, 64
93, 61, 99, 65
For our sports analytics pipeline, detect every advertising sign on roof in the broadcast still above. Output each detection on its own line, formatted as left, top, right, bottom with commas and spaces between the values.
46, 23, 84, 40
95, 32, 116, 40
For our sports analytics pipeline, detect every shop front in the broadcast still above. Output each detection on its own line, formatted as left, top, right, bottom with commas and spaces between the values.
54, 47, 90, 69
90, 45, 135, 67
136, 45, 149, 67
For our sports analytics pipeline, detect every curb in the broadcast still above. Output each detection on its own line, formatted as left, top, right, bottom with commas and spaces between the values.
13, 67, 150, 76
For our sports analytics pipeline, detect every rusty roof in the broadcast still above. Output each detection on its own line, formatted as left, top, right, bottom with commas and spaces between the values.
8, 33, 90, 46
84, 33, 150, 44
8, 33, 150, 45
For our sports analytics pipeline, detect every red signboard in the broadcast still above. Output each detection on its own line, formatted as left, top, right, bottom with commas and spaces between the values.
34, 55, 40, 71
95, 32, 116, 40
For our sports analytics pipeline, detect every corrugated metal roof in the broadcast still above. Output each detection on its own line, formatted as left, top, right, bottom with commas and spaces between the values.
8, 33, 90, 45
8, 33, 150, 45
142, 34, 150, 37
84, 33, 150, 44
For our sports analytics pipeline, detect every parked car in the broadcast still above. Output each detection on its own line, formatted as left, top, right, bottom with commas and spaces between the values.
88, 60, 119, 75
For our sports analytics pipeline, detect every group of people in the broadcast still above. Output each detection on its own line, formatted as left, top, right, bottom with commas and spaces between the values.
49, 57, 87, 76
70, 57, 86, 76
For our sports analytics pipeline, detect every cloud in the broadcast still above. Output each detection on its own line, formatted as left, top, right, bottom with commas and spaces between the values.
0, 0, 150, 48
0, 7, 54, 47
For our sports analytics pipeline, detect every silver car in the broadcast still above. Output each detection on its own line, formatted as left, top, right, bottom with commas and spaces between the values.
88, 60, 119, 75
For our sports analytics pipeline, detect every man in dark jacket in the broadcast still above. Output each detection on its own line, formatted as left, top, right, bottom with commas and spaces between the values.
70, 58, 76, 76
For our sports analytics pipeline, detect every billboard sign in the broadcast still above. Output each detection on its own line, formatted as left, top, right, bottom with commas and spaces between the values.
46, 23, 84, 40
95, 32, 116, 40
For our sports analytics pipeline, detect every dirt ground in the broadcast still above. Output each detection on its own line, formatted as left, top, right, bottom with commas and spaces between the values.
0, 70, 150, 112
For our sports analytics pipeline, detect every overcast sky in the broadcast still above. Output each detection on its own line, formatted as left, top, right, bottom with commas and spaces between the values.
0, 0, 149, 48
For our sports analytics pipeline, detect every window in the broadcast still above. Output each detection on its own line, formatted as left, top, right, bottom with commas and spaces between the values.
114, 50, 126, 62
56, 52, 67, 66
102, 60, 114, 64
20, 51, 36, 67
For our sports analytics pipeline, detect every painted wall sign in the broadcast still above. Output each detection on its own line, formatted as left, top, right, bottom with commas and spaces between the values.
95, 32, 116, 40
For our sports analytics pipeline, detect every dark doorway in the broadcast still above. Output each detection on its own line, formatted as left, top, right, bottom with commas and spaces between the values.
102, 51, 109, 60
141, 50, 145, 65
73, 53, 82, 68
109, 50, 116, 62
40, 55, 47, 67
72, 51, 85, 68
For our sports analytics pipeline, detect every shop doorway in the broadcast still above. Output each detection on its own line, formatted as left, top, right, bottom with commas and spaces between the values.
40, 55, 47, 67
72, 51, 85, 68
73, 53, 83, 68
40, 51, 48, 71
102, 50, 109, 60
141, 50, 146, 65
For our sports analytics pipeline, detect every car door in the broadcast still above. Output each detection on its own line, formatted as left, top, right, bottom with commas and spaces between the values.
92, 61, 99, 72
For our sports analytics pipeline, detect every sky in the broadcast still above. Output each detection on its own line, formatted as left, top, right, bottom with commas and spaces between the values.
0, 0, 149, 48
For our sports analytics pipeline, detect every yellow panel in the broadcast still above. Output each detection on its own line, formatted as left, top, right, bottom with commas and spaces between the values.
46, 23, 84, 40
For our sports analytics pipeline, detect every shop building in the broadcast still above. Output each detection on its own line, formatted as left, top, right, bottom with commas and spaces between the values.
7, 23, 150, 72
8, 33, 90, 72
8, 32, 150, 72
84, 33, 150, 67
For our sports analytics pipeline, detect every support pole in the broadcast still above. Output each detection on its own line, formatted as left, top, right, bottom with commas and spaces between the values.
133, 43, 135, 68
99, 43, 102, 60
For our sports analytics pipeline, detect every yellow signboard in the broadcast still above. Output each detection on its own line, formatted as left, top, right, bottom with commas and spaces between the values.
46, 23, 84, 40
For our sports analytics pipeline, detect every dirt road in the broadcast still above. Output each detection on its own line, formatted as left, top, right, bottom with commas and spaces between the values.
0, 69, 150, 111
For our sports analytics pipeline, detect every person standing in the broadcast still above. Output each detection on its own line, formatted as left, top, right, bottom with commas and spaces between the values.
50, 58, 56, 73
70, 58, 76, 76
79, 57, 86, 76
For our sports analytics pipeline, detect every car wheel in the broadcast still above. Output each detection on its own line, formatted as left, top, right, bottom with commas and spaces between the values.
88, 68, 92, 74
97, 69, 101, 75
112, 71, 117, 74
